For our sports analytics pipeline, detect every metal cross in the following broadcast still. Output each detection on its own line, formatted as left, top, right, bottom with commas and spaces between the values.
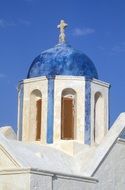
57, 20, 68, 43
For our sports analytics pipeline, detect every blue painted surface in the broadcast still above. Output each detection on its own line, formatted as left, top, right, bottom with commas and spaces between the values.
27, 43, 98, 79
85, 80, 91, 144
18, 83, 24, 140
47, 78, 54, 143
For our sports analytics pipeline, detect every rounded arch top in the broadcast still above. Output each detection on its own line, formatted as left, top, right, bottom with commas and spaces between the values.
94, 92, 103, 105
62, 88, 76, 97
95, 91, 103, 99
94, 91, 105, 144
31, 89, 42, 98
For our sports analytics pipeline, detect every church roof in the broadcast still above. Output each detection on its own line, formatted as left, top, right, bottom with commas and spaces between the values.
0, 113, 125, 177
27, 43, 98, 79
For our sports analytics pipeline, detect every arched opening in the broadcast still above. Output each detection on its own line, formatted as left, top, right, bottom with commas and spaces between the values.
36, 98, 42, 140
94, 92, 104, 144
30, 90, 42, 141
61, 88, 76, 140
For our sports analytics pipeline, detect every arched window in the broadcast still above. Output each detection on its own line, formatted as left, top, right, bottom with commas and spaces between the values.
61, 88, 76, 140
94, 92, 104, 144
30, 90, 42, 141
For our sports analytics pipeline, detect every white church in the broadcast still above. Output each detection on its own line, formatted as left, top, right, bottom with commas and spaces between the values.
0, 20, 125, 189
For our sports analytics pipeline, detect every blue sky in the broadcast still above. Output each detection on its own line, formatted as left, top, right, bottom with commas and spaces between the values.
0, 0, 125, 131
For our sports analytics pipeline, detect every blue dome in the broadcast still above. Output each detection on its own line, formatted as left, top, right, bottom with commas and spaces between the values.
27, 43, 98, 79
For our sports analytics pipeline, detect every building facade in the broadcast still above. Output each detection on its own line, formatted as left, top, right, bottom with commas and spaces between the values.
0, 20, 125, 190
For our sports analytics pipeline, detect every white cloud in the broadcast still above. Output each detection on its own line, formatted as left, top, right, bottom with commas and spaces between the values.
18, 19, 31, 26
0, 18, 31, 28
111, 43, 125, 53
73, 27, 95, 36
97, 46, 106, 52
24, 0, 34, 2
0, 19, 15, 28
0, 73, 6, 78
97, 42, 125, 55
0, 19, 5, 28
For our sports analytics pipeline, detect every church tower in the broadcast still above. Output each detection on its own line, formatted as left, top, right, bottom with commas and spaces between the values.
17, 20, 110, 146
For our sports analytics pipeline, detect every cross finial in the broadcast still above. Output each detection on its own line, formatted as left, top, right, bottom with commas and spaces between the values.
57, 20, 68, 43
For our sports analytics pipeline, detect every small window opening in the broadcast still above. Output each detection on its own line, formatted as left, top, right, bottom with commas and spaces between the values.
94, 92, 104, 144
30, 90, 42, 141
61, 88, 76, 140
36, 99, 42, 141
